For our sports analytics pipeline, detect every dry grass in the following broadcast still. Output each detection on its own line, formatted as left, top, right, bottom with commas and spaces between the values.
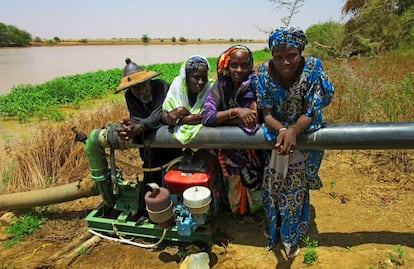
0, 100, 142, 194
323, 50, 414, 123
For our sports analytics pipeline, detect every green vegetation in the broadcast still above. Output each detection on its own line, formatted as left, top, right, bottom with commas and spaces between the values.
3, 211, 47, 249
269, 0, 414, 57
306, 21, 346, 58
141, 34, 150, 43
0, 50, 269, 122
303, 236, 318, 265
77, 246, 89, 255
367, 245, 406, 268
328, 179, 338, 198
53, 36, 61, 43
342, 0, 414, 56
0, 22, 31, 47
0, 69, 121, 122
390, 244, 406, 266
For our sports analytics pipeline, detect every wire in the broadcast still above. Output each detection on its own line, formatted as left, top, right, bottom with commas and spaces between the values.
88, 228, 167, 249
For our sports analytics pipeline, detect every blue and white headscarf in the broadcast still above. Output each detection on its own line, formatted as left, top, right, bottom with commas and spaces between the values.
268, 26, 308, 52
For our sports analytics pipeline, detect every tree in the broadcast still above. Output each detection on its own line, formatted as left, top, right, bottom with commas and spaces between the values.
268, 0, 305, 27
0, 22, 31, 47
0, 23, 8, 46
342, 0, 414, 55
141, 34, 150, 43
306, 21, 346, 58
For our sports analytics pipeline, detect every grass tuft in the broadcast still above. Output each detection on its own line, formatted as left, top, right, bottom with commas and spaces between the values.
3, 210, 46, 249
303, 236, 318, 265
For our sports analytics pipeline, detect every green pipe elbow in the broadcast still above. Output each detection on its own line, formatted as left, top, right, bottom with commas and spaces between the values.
85, 128, 115, 207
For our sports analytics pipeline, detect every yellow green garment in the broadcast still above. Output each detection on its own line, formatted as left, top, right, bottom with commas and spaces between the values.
162, 55, 214, 144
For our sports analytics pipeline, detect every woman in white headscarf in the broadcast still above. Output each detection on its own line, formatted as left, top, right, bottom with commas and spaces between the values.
162, 55, 214, 144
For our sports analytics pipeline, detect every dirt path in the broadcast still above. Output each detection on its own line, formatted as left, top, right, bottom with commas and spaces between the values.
1, 150, 413, 269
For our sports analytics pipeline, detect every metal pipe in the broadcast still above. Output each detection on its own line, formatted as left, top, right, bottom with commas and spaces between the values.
105, 122, 414, 150
85, 128, 116, 207
2, 122, 411, 211
0, 181, 98, 211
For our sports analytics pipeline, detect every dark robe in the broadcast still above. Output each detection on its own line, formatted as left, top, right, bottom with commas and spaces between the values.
124, 79, 181, 216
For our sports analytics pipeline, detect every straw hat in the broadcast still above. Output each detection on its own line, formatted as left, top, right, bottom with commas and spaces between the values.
115, 58, 161, 94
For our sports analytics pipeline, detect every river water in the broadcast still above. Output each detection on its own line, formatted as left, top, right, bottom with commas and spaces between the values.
0, 43, 266, 95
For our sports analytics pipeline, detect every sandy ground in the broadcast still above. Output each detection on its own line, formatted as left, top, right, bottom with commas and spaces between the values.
1, 150, 413, 269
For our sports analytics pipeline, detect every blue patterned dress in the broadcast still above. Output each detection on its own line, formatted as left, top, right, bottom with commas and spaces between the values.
251, 57, 334, 249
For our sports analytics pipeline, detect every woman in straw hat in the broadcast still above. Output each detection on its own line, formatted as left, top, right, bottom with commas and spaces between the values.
115, 58, 181, 217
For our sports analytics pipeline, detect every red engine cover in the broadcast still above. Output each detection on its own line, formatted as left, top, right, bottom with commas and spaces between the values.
164, 150, 217, 194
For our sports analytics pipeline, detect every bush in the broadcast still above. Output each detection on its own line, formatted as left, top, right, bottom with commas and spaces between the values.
306, 21, 346, 59
141, 34, 150, 43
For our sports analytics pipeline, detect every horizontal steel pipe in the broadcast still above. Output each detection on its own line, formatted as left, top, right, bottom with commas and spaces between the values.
109, 122, 414, 150
0, 181, 99, 211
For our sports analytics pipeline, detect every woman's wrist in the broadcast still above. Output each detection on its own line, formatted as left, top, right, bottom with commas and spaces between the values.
289, 125, 300, 133
228, 108, 237, 120
132, 123, 143, 136
175, 114, 183, 124
167, 110, 183, 125
278, 127, 287, 134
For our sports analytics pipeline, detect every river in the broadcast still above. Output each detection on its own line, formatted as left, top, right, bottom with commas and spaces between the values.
0, 43, 267, 95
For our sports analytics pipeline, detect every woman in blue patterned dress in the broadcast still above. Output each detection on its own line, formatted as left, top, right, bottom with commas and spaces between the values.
251, 27, 335, 258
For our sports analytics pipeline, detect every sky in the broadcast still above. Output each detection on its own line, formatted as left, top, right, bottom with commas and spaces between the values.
0, 0, 345, 40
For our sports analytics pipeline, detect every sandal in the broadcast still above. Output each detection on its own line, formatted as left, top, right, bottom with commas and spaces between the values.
234, 215, 247, 224
246, 212, 265, 226
264, 228, 270, 239
284, 243, 300, 259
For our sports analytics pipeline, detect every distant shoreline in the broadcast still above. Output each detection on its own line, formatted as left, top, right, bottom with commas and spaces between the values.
30, 38, 266, 47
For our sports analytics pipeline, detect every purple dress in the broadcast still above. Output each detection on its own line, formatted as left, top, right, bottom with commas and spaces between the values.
200, 76, 263, 215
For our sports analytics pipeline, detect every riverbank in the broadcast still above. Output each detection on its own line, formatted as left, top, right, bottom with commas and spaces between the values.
30, 38, 266, 47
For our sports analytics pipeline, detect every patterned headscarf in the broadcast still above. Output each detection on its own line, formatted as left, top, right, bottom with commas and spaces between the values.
184, 55, 210, 77
268, 26, 308, 53
217, 45, 253, 76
